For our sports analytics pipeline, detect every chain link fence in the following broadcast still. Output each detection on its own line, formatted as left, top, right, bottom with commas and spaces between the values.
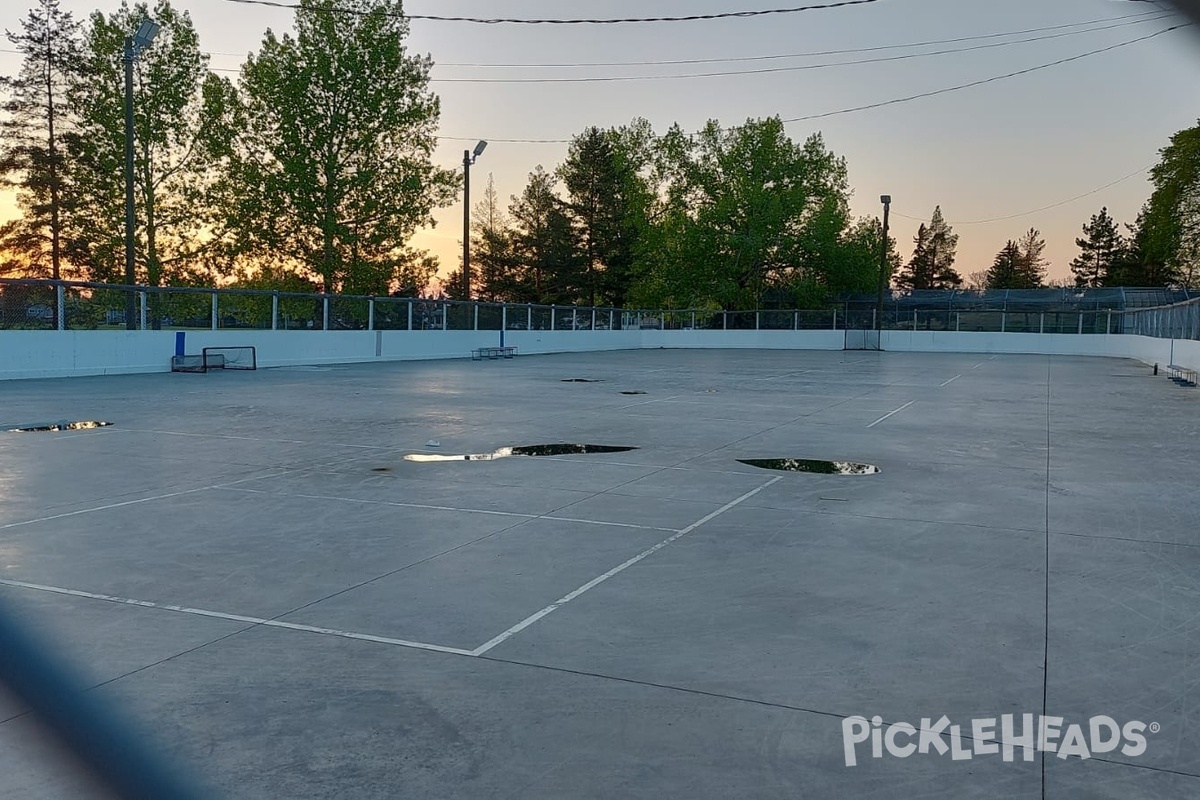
1, 278, 1195, 340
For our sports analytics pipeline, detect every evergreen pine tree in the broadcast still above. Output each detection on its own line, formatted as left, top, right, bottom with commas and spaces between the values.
926, 206, 962, 289
896, 223, 932, 291
896, 207, 960, 290
1070, 207, 1123, 288
986, 240, 1022, 289
0, 0, 82, 280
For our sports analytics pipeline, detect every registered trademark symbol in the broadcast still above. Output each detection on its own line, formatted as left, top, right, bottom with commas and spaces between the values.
1149, 722, 1161, 734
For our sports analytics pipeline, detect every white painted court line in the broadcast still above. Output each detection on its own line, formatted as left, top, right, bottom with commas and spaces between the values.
940, 374, 963, 387
470, 476, 783, 656
617, 394, 685, 410
754, 369, 816, 382
220, 487, 680, 533
0, 473, 285, 531
866, 401, 916, 429
0, 579, 474, 656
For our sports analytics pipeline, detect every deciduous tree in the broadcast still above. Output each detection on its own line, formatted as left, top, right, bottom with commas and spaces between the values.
228, 0, 457, 294
67, 0, 235, 285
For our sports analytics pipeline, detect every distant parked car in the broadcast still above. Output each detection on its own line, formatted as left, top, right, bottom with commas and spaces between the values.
26, 304, 53, 321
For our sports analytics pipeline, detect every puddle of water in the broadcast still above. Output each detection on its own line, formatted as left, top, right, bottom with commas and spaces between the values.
404, 444, 637, 463
562, 379, 604, 383
739, 459, 879, 475
512, 444, 637, 457
5, 420, 113, 433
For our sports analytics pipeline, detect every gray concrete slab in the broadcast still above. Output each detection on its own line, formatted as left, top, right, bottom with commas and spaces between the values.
1, 348, 1197, 798
1, 486, 531, 618
280, 517, 673, 650
67, 626, 1040, 800
489, 506, 1048, 719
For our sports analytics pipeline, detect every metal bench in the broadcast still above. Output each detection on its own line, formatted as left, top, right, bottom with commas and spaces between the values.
471, 346, 517, 361
1165, 364, 1198, 387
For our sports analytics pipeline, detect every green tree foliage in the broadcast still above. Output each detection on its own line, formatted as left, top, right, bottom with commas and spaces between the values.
0, 0, 81, 279
826, 215, 901, 302
988, 229, 1047, 289
66, 0, 234, 285
228, 0, 457, 295
1169, 177, 1200, 289
898, 223, 931, 291
986, 240, 1022, 289
1070, 206, 1123, 288
897, 206, 961, 290
1015, 228, 1047, 288
558, 121, 656, 307
1105, 207, 1166, 287
630, 118, 867, 309
470, 173, 517, 302
1142, 121, 1200, 286
506, 166, 582, 304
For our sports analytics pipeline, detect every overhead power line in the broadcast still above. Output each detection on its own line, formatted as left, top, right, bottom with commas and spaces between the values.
221, 0, 886, 24
442, 23, 1188, 144
434, 10, 1167, 67
781, 24, 1188, 122
891, 165, 1154, 227
0, 10, 1168, 64
429, 16, 1171, 83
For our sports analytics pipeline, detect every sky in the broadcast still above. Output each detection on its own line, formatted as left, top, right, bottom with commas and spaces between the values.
2, 0, 1200, 287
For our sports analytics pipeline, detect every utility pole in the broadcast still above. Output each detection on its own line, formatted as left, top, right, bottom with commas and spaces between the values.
121, 20, 159, 330
462, 149, 471, 300
462, 140, 487, 300
123, 36, 136, 330
875, 195, 891, 331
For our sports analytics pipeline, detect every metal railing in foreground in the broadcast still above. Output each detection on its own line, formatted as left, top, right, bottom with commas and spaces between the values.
0, 278, 1196, 340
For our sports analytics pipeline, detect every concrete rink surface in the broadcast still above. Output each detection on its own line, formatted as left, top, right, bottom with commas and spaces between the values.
1, 348, 1198, 799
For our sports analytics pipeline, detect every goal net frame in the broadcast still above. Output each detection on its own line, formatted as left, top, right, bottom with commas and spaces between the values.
202, 346, 257, 371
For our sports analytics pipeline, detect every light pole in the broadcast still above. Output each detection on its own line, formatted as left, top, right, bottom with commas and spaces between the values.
123, 19, 159, 330
875, 194, 892, 332
462, 140, 487, 300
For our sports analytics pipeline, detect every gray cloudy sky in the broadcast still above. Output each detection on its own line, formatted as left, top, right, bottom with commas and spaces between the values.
3, 0, 1199, 284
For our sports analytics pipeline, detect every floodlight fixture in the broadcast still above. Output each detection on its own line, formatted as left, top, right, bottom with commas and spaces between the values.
132, 19, 160, 51
473, 140, 488, 158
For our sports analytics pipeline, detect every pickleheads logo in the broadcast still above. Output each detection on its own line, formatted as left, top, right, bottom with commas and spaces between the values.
841, 714, 1158, 767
